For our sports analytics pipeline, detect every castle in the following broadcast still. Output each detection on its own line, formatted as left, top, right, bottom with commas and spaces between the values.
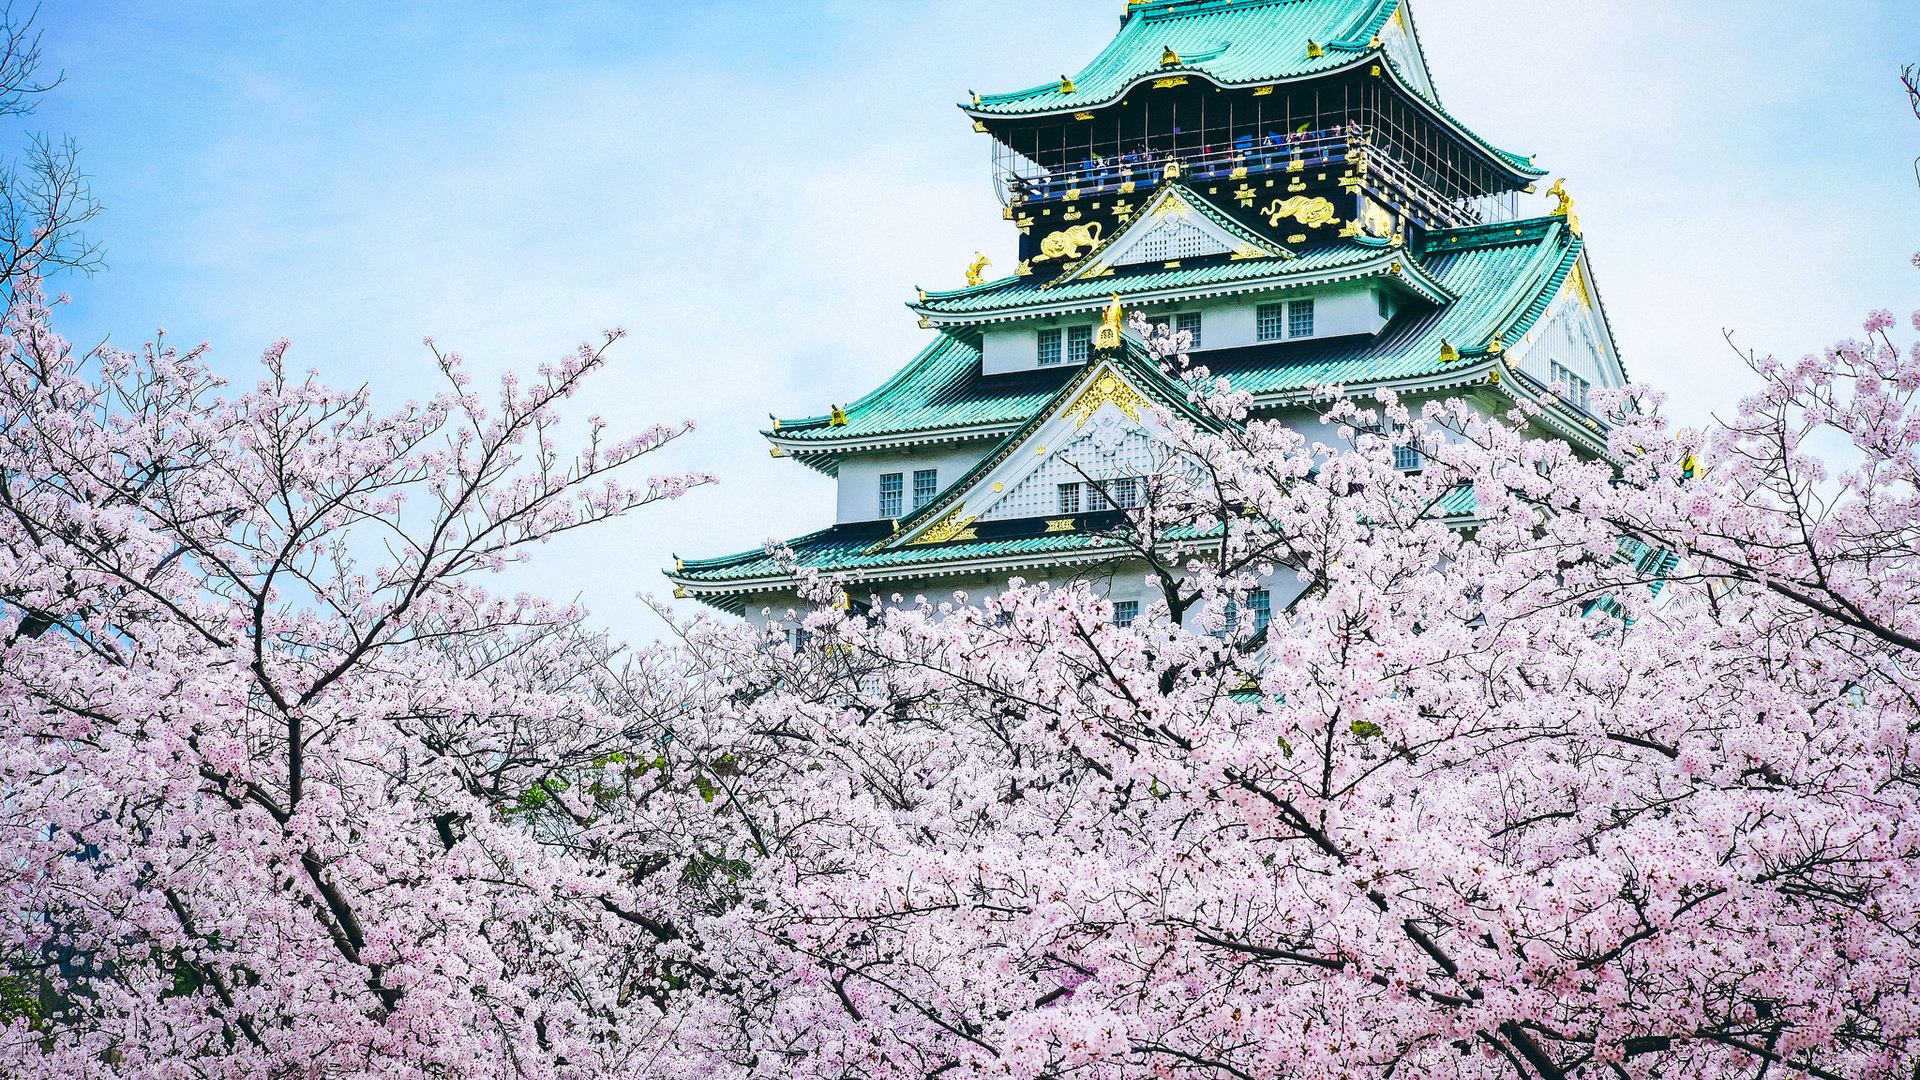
669, 0, 1623, 631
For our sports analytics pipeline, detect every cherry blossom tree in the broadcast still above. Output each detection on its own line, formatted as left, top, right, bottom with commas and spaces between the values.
640, 299, 1920, 1080
0, 275, 728, 1076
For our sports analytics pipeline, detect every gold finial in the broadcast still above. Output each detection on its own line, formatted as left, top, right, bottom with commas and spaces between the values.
916, 286, 927, 301
966, 252, 991, 287
1059, 75, 1078, 94
1095, 294, 1125, 352
1546, 178, 1581, 234
1487, 334, 1506, 355
1439, 339, 1459, 364
1161, 46, 1181, 66
970, 90, 981, 106
1306, 39, 1326, 59
829, 405, 848, 427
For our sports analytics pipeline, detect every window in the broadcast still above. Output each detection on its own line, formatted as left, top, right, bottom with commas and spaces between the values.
1257, 302, 1288, 342
1148, 311, 1203, 349
1248, 590, 1272, 634
1388, 420, 1423, 472
912, 469, 939, 510
879, 472, 903, 519
1110, 477, 1140, 510
1066, 325, 1094, 365
1377, 290, 1393, 321
1037, 328, 1063, 367
1113, 601, 1140, 628
1224, 590, 1273, 636
1176, 311, 1202, 348
1550, 361, 1592, 411
1259, 300, 1314, 341
1288, 298, 1316, 338
1057, 482, 1082, 514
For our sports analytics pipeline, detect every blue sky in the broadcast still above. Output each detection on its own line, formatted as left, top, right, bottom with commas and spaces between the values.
25, 0, 1920, 638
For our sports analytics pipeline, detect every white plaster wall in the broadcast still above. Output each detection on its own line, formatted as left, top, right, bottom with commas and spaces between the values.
835, 442, 995, 523
740, 557, 1307, 639
1508, 295, 1616, 398
982, 318, 1097, 375
979, 282, 1391, 376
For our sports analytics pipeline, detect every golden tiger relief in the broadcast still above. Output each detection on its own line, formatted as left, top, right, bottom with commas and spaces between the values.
1263, 196, 1338, 230
1034, 222, 1103, 262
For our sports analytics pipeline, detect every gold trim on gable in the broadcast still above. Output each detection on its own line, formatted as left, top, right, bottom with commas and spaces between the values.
1067, 372, 1148, 429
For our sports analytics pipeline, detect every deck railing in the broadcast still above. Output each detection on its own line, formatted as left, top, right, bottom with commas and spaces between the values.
994, 125, 1523, 231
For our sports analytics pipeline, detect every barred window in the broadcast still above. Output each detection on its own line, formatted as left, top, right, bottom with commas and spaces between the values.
1288, 298, 1316, 338
1057, 482, 1082, 514
1113, 601, 1140, 628
1067, 325, 1093, 364
1110, 477, 1140, 509
912, 469, 938, 510
1248, 589, 1272, 633
1149, 311, 1203, 349
1257, 302, 1288, 341
1038, 328, 1063, 366
879, 472, 904, 519
1388, 420, 1423, 472
1550, 360, 1591, 411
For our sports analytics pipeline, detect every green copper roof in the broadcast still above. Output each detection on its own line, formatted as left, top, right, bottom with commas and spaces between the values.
773, 216, 1582, 452
971, 0, 1405, 117
916, 239, 1448, 319
964, 0, 1541, 180
671, 522, 1179, 599
1216, 216, 1580, 395
770, 332, 1061, 449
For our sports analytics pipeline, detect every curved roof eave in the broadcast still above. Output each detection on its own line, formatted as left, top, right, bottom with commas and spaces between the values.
912, 250, 1457, 327
961, 51, 1543, 183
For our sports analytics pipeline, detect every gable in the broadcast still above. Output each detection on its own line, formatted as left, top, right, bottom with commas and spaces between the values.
982, 415, 1170, 522
1381, 3, 1440, 107
1056, 186, 1288, 285
1507, 257, 1625, 392
887, 360, 1207, 548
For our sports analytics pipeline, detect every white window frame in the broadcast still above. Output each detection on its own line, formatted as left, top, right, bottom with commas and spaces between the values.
1066, 325, 1094, 365
1550, 360, 1592, 411
912, 469, 939, 511
1149, 311, 1203, 350
879, 472, 904, 519
1037, 328, 1063, 367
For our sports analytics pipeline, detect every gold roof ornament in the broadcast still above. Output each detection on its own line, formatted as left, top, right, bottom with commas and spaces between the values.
970, 90, 981, 106
966, 252, 991, 287
1163, 158, 1182, 179
1095, 293, 1126, 352
829, 405, 848, 427
1439, 339, 1460, 364
1546, 178, 1581, 235
1487, 334, 1506, 355
1306, 39, 1326, 59
1161, 46, 1181, 66
1059, 75, 1078, 94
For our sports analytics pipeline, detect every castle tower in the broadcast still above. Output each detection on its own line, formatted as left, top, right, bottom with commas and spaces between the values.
670, 0, 1622, 627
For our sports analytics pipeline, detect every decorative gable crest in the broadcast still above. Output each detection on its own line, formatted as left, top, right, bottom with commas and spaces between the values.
881, 353, 1213, 549
1050, 185, 1290, 286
